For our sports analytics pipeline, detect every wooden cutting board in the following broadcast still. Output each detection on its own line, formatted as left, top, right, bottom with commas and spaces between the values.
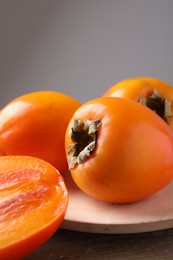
61, 171, 173, 234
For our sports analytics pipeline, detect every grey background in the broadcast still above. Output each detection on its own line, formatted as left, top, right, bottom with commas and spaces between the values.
1, 0, 173, 107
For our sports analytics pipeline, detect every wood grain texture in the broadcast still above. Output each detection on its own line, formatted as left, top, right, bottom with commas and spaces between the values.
61, 171, 173, 234
25, 228, 173, 259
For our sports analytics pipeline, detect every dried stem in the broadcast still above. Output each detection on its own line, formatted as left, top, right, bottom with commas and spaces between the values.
67, 119, 101, 169
139, 89, 173, 123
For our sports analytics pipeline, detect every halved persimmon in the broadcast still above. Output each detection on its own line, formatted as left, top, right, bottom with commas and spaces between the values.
0, 91, 80, 173
0, 156, 68, 259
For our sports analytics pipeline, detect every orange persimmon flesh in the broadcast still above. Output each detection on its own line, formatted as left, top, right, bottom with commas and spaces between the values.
0, 156, 68, 259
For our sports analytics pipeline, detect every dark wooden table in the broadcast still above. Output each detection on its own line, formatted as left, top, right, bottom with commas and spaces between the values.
25, 227, 173, 259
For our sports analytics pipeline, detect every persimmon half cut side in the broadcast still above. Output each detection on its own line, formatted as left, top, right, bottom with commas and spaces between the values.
103, 77, 173, 129
65, 97, 173, 203
0, 156, 68, 260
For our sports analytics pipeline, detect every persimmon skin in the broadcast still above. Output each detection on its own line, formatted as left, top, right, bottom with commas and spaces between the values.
0, 155, 68, 260
0, 91, 80, 173
65, 97, 173, 203
103, 77, 173, 129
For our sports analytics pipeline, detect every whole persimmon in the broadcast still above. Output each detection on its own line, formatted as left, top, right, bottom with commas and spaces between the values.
0, 155, 68, 260
0, 91, 80, 172
65, 97, 173, 203
103, 77, 173, 129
